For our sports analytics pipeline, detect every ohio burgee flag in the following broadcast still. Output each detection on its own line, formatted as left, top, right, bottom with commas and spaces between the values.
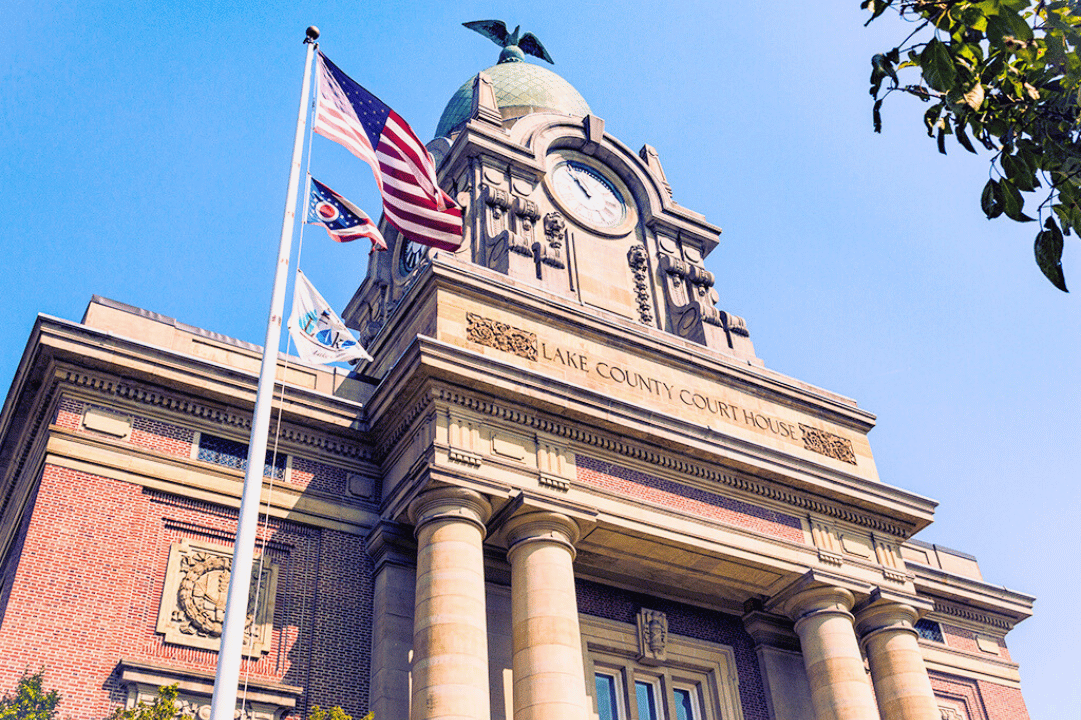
313, 52, 463, 251
306, 176, 387, 249
287, 271, 373, 365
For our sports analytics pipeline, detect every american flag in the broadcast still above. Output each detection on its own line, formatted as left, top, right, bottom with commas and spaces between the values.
306, 176, 387, 250
313, 53, 463, 251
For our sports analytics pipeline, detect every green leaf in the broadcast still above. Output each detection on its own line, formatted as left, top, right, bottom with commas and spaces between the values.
1002, 8, 1034, 42
863, 0, 892, 25
1035, 217, 1068, 291
955, 120, 978, 153
872, 53, 899, 86
921, 38, 959, 91
1000, 179, 1036, 221
982, 178, 1004, 217
1002, 152, 1038, 191
923, 101, 944, 136
986, 14, 1011, 48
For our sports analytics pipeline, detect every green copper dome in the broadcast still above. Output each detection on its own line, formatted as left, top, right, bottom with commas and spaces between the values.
434, 61, 591, 139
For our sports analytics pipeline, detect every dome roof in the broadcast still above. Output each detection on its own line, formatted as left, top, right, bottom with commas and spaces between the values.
434, 61, 591, 139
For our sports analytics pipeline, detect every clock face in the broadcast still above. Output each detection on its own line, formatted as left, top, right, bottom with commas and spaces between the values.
551, 160, 628, 229
398, 238, 427, 276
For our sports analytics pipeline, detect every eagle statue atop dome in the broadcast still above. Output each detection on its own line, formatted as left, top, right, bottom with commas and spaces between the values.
463, 20, 554, 64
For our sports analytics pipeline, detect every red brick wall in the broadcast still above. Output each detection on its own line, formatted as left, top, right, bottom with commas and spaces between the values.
55, 397, 195, 460
929, 670, 1030, 720
0, 464, 373, 719
576, 455, 805, 543
976, 679, 1029, 720
941, 623, 1011, 661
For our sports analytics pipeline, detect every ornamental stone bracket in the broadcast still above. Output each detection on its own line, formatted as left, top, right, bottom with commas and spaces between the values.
117, 659, 302, 720
636, 608, 669, 665
155, 540, 277, 657
656, 253, 755, 357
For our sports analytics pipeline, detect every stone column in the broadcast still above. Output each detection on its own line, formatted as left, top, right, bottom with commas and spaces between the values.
504, 511, 589, 720
409, 487, 493, 720
784, 585, 879, 720
855, 593, 939, 720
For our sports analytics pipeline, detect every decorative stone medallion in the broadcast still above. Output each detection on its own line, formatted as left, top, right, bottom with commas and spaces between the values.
156, 540, 278, 656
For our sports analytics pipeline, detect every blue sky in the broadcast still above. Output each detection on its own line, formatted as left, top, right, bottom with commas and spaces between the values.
2, 2, 1077, 717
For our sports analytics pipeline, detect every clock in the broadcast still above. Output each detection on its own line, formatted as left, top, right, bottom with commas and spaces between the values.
398, 238, 427, 276
546, 152, 634, 234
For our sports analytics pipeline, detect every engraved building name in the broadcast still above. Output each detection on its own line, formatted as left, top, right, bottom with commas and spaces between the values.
461, 313, 856, 465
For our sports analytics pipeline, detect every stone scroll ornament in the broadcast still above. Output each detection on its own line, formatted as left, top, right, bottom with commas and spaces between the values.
466, 313, 538, 360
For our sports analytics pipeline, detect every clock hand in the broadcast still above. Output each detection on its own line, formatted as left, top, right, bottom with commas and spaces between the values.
569, 170, 592, 198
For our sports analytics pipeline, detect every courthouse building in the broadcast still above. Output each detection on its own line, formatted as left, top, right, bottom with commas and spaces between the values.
0, 36, 1033, 720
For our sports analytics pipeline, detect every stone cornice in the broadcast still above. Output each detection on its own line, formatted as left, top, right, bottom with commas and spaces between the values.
35, 311, 370, 426
419, 377, 912, 536
385, 335, 933, 537
909, 562, 1033, 628
55, 364, 372, 464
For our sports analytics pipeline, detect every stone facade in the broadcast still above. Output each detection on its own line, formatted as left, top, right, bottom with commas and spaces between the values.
0, 45, 1033, 720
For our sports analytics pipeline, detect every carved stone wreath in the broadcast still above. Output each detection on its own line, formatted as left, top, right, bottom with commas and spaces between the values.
157, 540, 278, 656
177, 551, 233, 636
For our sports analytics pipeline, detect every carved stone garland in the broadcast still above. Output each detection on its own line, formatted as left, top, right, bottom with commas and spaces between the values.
627, 244, 654, 324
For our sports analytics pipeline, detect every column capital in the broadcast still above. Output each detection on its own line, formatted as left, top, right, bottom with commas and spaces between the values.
741, 602, 800, 653
504, 510, 580, 563
854, 588, 935, 647
408, 486, 492, 538
365, 520, 417, 572
769, 569, 871, 625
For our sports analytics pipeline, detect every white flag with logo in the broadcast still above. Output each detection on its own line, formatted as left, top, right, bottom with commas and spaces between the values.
287, 271, 373, 365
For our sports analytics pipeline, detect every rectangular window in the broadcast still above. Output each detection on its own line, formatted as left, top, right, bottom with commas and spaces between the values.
673, 687, 700, 720
197, 433, 286, 479
915, 618, 944, 643
596, 673, 622, 720
635, 680, 659, 720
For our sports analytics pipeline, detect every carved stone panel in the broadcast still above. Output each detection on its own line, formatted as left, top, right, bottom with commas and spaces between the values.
156, 540, 278, 656
800, 424, 857, 465
466, 313, 538, 360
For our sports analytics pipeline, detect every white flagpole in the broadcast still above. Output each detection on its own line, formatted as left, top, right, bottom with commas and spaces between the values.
209, 26, 320, 720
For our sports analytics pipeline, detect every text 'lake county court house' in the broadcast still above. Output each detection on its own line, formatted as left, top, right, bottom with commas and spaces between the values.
0, 26, 1033, 720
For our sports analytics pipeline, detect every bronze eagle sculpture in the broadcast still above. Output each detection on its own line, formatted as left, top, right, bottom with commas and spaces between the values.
463, 20, 554, 64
